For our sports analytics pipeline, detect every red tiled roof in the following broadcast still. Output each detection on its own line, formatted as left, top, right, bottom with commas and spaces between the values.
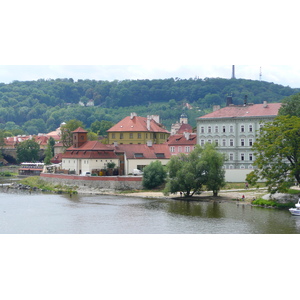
114, 144, 171, 159
198, 103, 282, 119
167, 134, 197, 146
72, 127, 88, 133
177, 123, 193, 134
67, 141, 111, 151
107, 116, 169, 133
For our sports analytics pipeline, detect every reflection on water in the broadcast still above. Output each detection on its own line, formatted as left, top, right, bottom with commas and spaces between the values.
0, 188, 299, 234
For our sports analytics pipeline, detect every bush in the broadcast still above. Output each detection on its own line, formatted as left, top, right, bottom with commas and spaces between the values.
142, 161, 167, 189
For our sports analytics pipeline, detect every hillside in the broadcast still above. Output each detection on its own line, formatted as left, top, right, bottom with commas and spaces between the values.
0, 77, 298, 135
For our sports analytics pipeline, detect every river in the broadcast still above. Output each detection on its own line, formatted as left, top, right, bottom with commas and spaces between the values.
1, 187, 299, 234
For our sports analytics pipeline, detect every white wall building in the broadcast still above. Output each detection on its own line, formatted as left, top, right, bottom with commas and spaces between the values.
197, 101, 282, 181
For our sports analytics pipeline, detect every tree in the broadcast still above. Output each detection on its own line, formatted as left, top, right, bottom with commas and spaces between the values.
16, 139, 40, 163
164, 144, 225, 197
44, 137, 56, 164
142, 161, 167, 189
60, 119, 84, 148
201, 143, 226, 196
279, 93, 300, 117
246, 115, 300, 193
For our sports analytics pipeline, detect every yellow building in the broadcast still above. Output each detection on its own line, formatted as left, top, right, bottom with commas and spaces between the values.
107, 113, 170, 145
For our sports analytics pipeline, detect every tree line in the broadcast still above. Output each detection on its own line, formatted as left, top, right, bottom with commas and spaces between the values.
0, 77, 298, 136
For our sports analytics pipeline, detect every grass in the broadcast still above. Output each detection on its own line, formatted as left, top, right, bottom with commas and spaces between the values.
252, 198, 295, 209
20, 176, 78, 194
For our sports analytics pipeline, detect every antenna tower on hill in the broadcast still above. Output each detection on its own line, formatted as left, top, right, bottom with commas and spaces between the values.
259, 67, 262, 81
231, 65, 236, 79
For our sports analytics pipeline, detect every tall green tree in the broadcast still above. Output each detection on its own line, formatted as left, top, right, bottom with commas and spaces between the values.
246, 115, 300, 193
16, 139, 40, 163
279, 93, 300, 117
142, 161, 167, 189
44, 137, 56, 165
60, 119, 84, 148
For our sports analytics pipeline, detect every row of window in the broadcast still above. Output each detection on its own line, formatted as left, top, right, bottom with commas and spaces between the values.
111, 133, 166, 139
200, 138, 254, 147
227, 153, 254, 161
199, 124, 261, 134
170, 146, 194, 153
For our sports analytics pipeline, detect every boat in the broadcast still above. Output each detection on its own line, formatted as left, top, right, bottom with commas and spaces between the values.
18, 162, 45, 176
289, 199, 300, 216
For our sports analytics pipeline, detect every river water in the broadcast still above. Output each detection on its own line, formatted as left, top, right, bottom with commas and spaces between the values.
1, 187, 299, 234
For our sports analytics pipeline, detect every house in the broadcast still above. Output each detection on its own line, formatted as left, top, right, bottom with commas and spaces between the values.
196, 100, 281, 180
60, 128, 171, 176
170, 113, 193, 135
167, 132, 197, 155
107, 113, 170, 145
113, 142, 171, 174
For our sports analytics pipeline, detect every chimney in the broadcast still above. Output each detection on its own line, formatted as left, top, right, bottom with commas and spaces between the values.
130, 112, 137, 119
263, 101, 268, 108
244, 95, 248, 105
213, 105, 221, 112
147, 116, 151, 131
184, 132, 190, 140
147, 140, 153, 147
114, 141, 118, 147
226, 95, 233, 106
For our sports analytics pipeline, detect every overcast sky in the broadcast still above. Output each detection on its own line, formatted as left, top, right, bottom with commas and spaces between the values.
1, 1, 299, 88
1, 65, 300, 88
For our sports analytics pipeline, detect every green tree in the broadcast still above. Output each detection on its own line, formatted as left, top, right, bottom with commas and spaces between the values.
16, 139, 40, 163
60, 119, 84, 148
201, 143, 226, 196
279, 93, 300, 117
142, 161, 167, 189
164, 144, 225, 197
246, 115, 300, 193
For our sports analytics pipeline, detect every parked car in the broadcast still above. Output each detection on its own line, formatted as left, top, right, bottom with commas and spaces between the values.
133, 169, 143, 176
82, 171, 91, 176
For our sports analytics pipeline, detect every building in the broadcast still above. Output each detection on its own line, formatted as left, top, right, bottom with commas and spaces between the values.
60, 128, 171, 176
167, 132, 197, 156
107, 113, 170, 145
196, 101, 281, 180
170, 113, 192, 135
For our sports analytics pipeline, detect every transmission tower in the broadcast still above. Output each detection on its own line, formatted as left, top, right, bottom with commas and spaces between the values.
259, 67, 262, 81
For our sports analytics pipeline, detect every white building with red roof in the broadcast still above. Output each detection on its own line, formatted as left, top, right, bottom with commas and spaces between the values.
197, 101, 282, 180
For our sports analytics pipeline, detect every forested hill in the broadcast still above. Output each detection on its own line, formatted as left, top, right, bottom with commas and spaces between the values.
0, 77, 299, 135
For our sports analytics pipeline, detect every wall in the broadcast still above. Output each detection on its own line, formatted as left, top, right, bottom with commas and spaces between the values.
41, 173, 143, 190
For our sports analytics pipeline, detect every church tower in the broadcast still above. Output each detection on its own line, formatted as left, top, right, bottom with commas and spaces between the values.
72, 127, 88, 148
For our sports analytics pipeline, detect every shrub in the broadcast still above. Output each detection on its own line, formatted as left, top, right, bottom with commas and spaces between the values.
142, 161, 167, 189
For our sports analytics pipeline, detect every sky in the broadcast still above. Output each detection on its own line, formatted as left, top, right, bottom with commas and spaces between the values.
0, 65, 300, 88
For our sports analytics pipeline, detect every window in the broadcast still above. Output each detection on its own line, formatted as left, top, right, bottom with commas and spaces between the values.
223, 126, 226, 133
230, 139, 234, 146
134, 153, 144, 158
249, 124, 253, 132
129, 133, 133, 139
138, 133, 142, 139
178, 146, 182, 152
170, 146, 175, 153
208, 126, 212, 133
120, 133, 123, 139
200, 140, 205, 146
249, 153, 253, 161
222, 139, 226, 147
229, 125, 234, 133
160, 134, 164, 139
241, 153, 245, 161
208, 139, 212, 144
241, 125, 245, 132
156, 153, 165, 158
215, 126, 219, 133
229, 153, 234, 161
201, 126, 204, 133
112, 133, 115, 139
215, 139, 219, 146
241, 139, 245, 146
249, 139, 253, 146
185, 146, 190, 153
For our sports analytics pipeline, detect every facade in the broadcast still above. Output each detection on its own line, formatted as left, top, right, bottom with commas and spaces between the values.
107, 113, 170, 145
167, 132, 197, 156
197, 101, 281, 171
60, 128, 171, 176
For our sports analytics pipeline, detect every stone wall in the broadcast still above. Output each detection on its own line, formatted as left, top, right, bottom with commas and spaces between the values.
40, 173, 143, 191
